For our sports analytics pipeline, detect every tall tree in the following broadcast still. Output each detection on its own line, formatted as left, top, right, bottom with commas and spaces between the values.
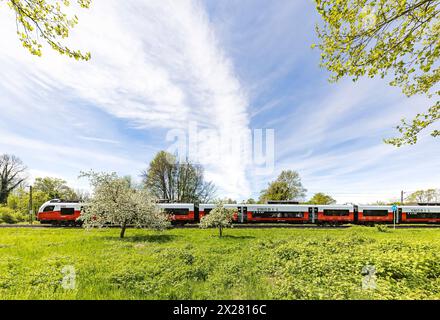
216, 197, 237, 204
142, 151, 216, 203
259, 181, 291, 203
33, 177, 77, 200
307, 192, 336, 205
406, 189, 440, 204
3, 0, 92, 60
259, 170, 307, 203
7, 187, 49, 217
74, 189, 90, 202
0, 154, 27, 203
142, 151, 176, 201
314, 0, 439, 146
79, 171, 170, 238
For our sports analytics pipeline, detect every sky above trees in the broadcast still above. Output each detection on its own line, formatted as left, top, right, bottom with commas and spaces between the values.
0, 0, 438, 204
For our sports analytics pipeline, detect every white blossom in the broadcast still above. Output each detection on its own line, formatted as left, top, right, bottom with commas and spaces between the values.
79, 171, 170, 238
199, 202, 235, 237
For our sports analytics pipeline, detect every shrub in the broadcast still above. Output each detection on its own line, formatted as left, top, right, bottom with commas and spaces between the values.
199, 202, 235, 237
0, 207, 27, 224
0, 207, 17, 224
376, 225, 390, 233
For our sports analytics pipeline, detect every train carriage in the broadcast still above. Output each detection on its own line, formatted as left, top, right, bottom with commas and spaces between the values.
200, 203, 246, 222
399, 206, 440, 224
246, 204, 312, 223
157, 203, 196, 224
315, 204, 355, 224
199, 203, 215, 219
37, 199, 82, 226
357, 205, 394, 224
224, 204, 247, 223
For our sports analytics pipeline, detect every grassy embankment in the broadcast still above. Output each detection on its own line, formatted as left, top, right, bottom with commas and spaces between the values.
1, 226, 440, 299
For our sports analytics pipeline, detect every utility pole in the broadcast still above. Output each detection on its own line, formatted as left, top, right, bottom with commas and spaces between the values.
401, 190, 404, 205
28, 185, 33, 225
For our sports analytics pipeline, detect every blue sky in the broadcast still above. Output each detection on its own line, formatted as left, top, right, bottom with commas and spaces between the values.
0, 0, 438, 203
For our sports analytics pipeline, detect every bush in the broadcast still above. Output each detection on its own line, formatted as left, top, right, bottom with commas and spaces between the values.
0, 207, 27, 224
376, 225, 390, 233
0, 207, 17, 224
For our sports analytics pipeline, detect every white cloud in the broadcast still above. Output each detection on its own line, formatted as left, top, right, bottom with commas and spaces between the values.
268, 81, 440, 204
0, 0, 251, 198
78, 136, 120, 144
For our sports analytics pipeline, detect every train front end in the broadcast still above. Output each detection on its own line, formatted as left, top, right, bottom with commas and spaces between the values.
37, 199, 82, 226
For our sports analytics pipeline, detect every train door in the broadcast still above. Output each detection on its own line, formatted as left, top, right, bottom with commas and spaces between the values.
308, 207, 317, 223
238, 206, 248, 223
194, 205, 199, 222
353, 205, 358, 223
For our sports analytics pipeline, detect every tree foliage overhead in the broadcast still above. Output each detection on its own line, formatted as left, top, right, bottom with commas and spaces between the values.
0, 154, 27, 203
33, 177, 77, 200
307, 192, 337, 205
142, 151, 216, 204
259, 170, 307, 203
405, 188, 440, 203
5, 176, 83, 222
79, 171, 170, 238
7, 186, 49, 217
314, 0, 439, 146
4, 0, 92, 60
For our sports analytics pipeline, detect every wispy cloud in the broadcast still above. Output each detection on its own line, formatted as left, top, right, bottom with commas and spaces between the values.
78, 136, 120, 144
0, 0, 251, 197
209, 0, 440, 203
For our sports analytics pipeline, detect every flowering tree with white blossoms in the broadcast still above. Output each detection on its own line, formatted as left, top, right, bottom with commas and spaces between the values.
79, 171, 170, 238
199, 202, 235, 237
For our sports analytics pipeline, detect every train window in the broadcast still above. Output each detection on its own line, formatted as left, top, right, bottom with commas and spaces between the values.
323, 209, 350, 216
164, 208, 189, 215
286, 212, 304, 218
253, 211, 304, 218
43, 205, 55, 212
204, 208, 212, 215
406, 212, 440, 219
362, 210, 389, 216
60, 207, 75, 215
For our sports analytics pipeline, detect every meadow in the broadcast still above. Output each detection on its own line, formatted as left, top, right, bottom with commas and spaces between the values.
1, 226, 440, 300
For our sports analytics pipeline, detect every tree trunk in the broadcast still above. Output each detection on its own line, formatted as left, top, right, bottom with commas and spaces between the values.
120, 222, 127, 238
0, 190, 7, 204
219, 225, 223, 237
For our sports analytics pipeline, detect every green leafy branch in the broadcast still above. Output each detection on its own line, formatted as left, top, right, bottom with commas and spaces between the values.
4, 0, 92, 60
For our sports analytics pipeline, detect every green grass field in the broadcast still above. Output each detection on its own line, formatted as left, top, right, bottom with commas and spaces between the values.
1, 226, 440, 300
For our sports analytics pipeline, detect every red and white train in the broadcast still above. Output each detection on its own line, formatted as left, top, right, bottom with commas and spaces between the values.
37, 199, 83, 226
37, 199, 440, 226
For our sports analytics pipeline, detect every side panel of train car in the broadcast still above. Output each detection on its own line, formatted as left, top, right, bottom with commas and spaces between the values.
246, 204, 312, 223
315, 205, 355, 224
157, 203, 196, 223
224, 204, 248, 223
357, 205, 394, 224
37, 200, 82, 225
400, 206, 440, 223
199, 204, 215, 219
